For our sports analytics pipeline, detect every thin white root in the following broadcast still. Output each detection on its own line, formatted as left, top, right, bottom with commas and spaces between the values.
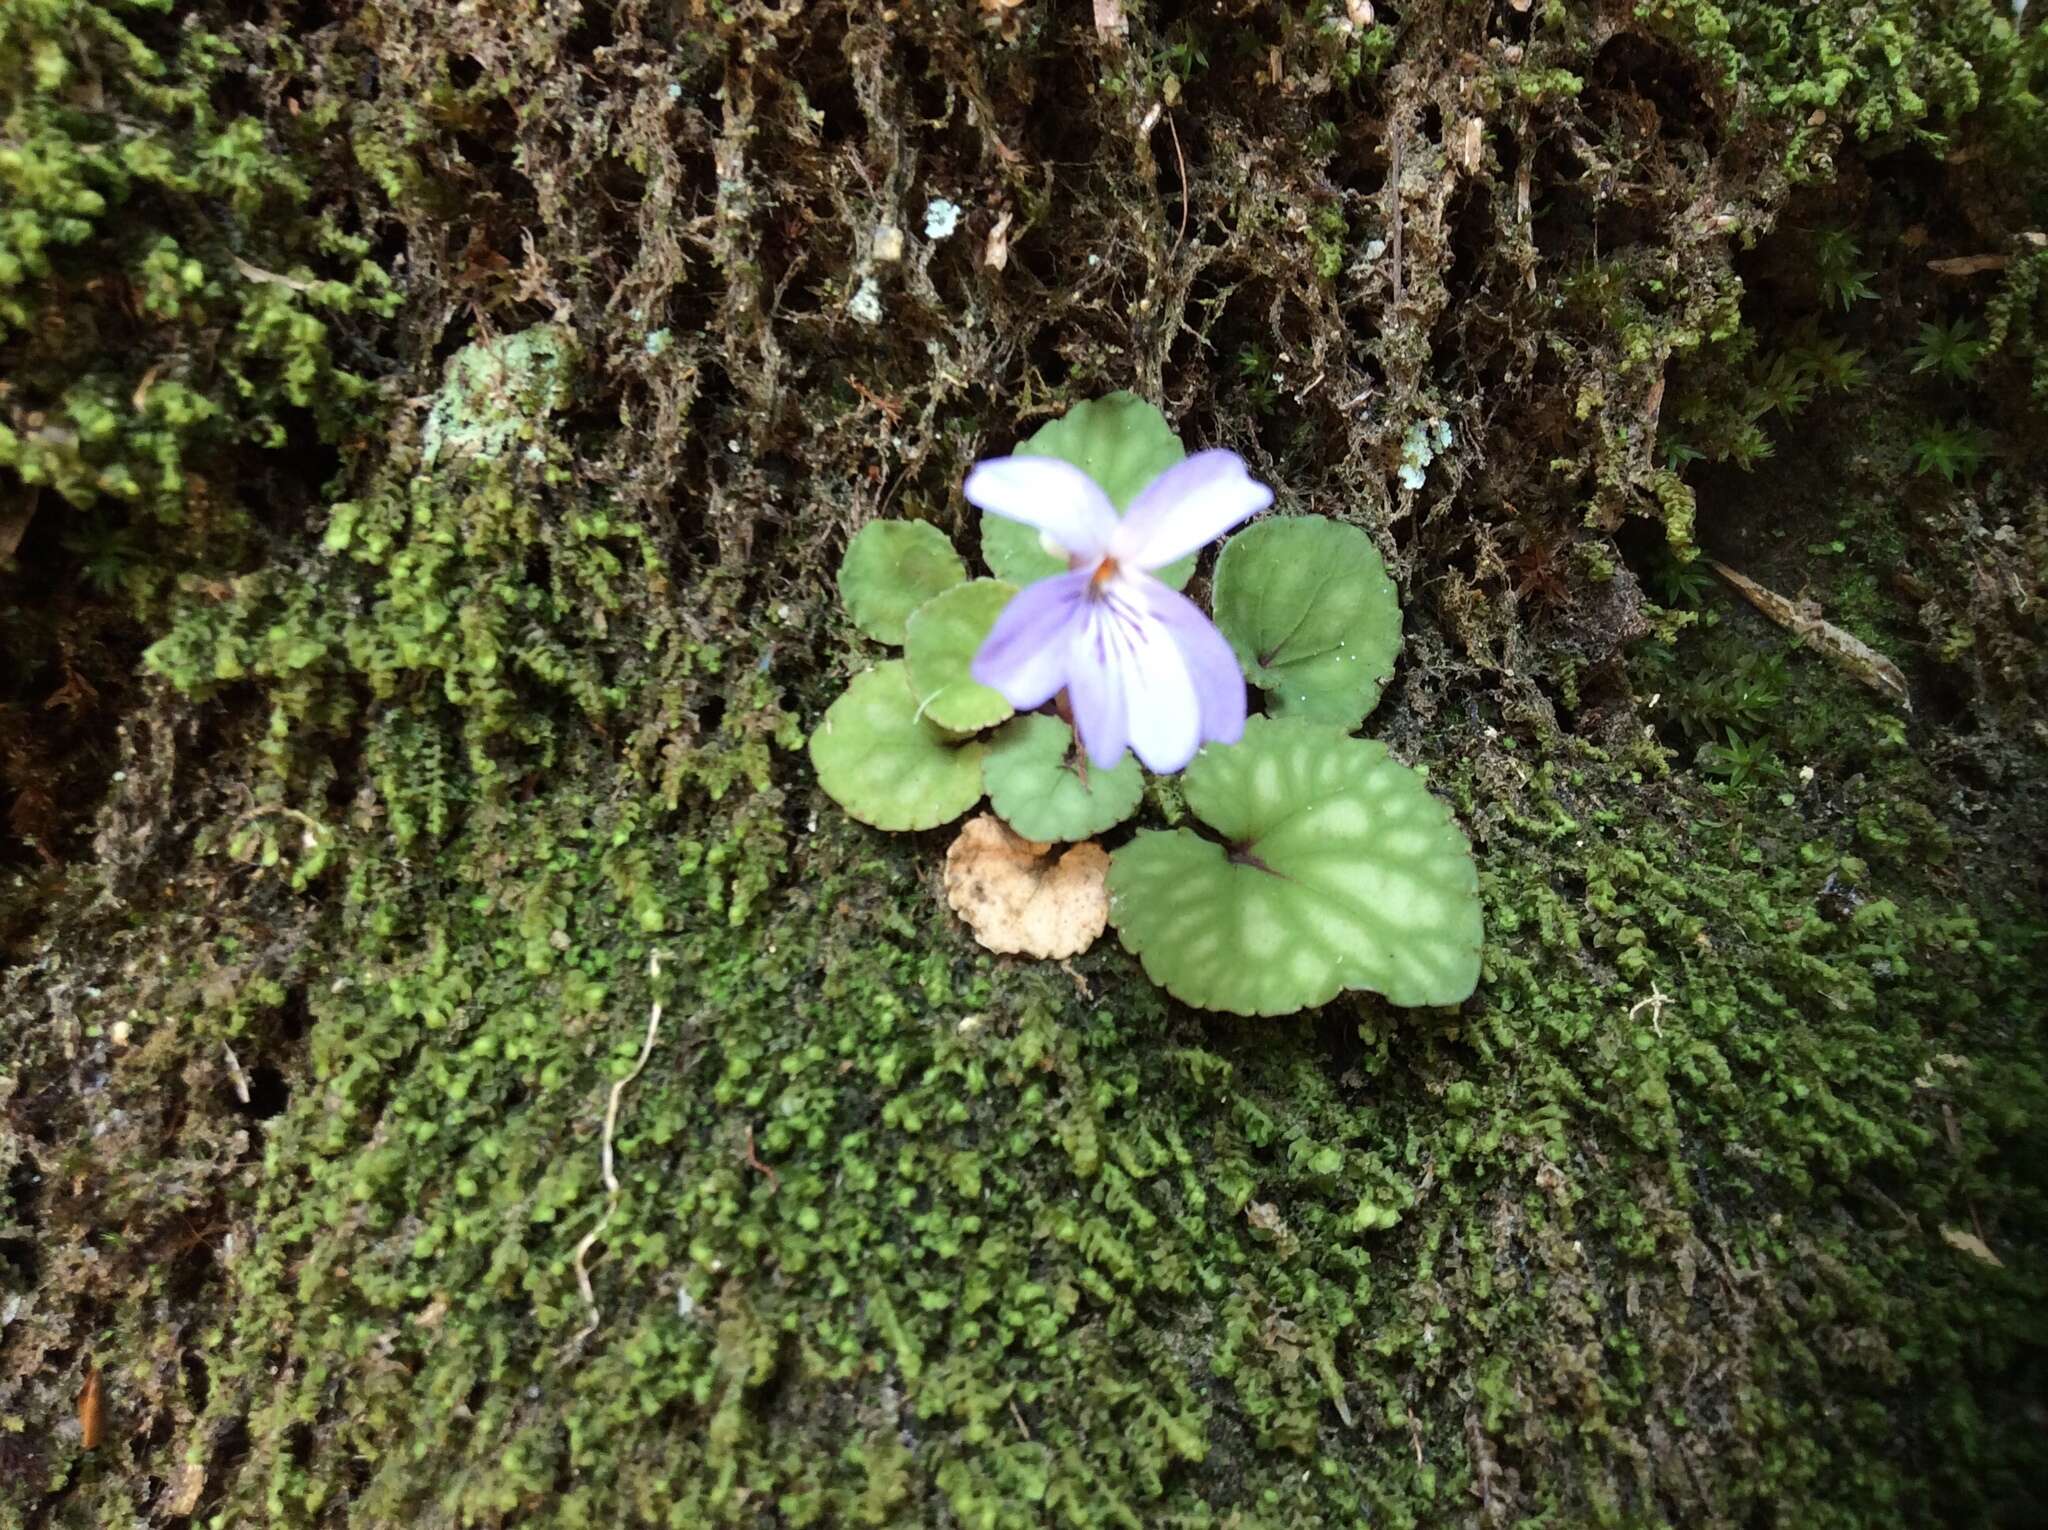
572, 951, 667, 1341
1628, 981, 1673, 1039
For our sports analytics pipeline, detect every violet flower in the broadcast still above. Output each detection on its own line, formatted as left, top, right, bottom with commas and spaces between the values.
967, 450, 1272, 773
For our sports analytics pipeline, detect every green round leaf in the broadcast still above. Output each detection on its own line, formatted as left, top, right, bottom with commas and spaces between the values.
983, 714, 1145, 842
904, 579, 1017, 733
1212, 515, 1402, 731
1107, 718, 1481, 1014
1018, 391, 1186, 509
979, 392, 1197, 591
809, 662, 985, 831
838, 521, 967, 645
979, 516, 1067, 588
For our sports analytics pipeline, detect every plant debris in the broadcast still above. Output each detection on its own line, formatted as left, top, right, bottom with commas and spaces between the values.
1708, 560, 1913, 710
943, 813, 1110, 959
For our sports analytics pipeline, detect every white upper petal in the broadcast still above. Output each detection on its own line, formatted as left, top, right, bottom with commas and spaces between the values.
963, 456, 1118, 563
1110, 449, 1273, 571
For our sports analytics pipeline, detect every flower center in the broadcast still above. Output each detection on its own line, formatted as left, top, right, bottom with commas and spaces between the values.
1088, 556, 1121, 592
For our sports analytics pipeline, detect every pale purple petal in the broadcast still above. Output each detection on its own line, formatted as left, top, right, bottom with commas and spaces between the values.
1066, 611, 1131, 771
1070, 588, 1202, 773
971, 571, 1091, 710
1134, 575, 1247, 748
1109, 449, 1273, 572
964, 455, 1118, 562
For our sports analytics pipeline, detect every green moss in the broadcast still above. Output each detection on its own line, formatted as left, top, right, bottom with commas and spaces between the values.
0, 0, 393, 532
23, 451, 2048, 1522
1631, 0, 2038, 161
18, 676, 2020, 1527
0, 0, 399, 897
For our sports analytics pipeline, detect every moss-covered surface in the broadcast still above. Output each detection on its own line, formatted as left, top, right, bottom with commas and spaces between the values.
4, 1, 2045, 1524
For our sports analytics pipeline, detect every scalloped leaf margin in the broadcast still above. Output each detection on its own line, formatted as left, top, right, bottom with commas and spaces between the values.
982, 714, 1144, 842
838, 520, 968, 645
1106, 717, 1482, 1015
1212, 514, 1402, 732
809, 661, 985, 831
905, 578, 1017, 733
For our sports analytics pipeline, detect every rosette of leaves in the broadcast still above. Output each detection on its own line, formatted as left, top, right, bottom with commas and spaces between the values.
812, 517, 1151, 838
812, 399, 1201, 841
1107, 718, 1483, 1014
810, 396, 1483, 1018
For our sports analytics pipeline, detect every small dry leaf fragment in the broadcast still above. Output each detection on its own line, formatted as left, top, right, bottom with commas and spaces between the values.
1460, 116, 1484, 172
167, 1461, 207, 1515
1245, 1201, 1286, 1237
232, 256, 315, 292
984, 209, 1013, 272
1708, 560, 1911, 709
1926, 253, 2009, 277
222, 1042, 252, 1105
944, 813, 1108, 960
79, 1365, 103, 1450
1940, 1226, 2004, 1267
1915, 1052, 1972, 1088
1092, 0, 1126, 43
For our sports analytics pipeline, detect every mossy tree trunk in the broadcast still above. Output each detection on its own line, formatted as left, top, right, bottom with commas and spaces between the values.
3, 2, 2045, 1525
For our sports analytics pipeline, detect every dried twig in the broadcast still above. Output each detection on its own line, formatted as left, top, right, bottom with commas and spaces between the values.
1926, 254, 2009, 277
743, 1122, 780, 1191
1628, 981, 1673, 1039
1928, 233, 2044, 277
231, 804, 328, 840
1389, 132, 1404, 307
846, 376, 903, 422
79, 1365, 103, 1450
1166, 110, 1190, 256
1709, 560, 1911, 709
